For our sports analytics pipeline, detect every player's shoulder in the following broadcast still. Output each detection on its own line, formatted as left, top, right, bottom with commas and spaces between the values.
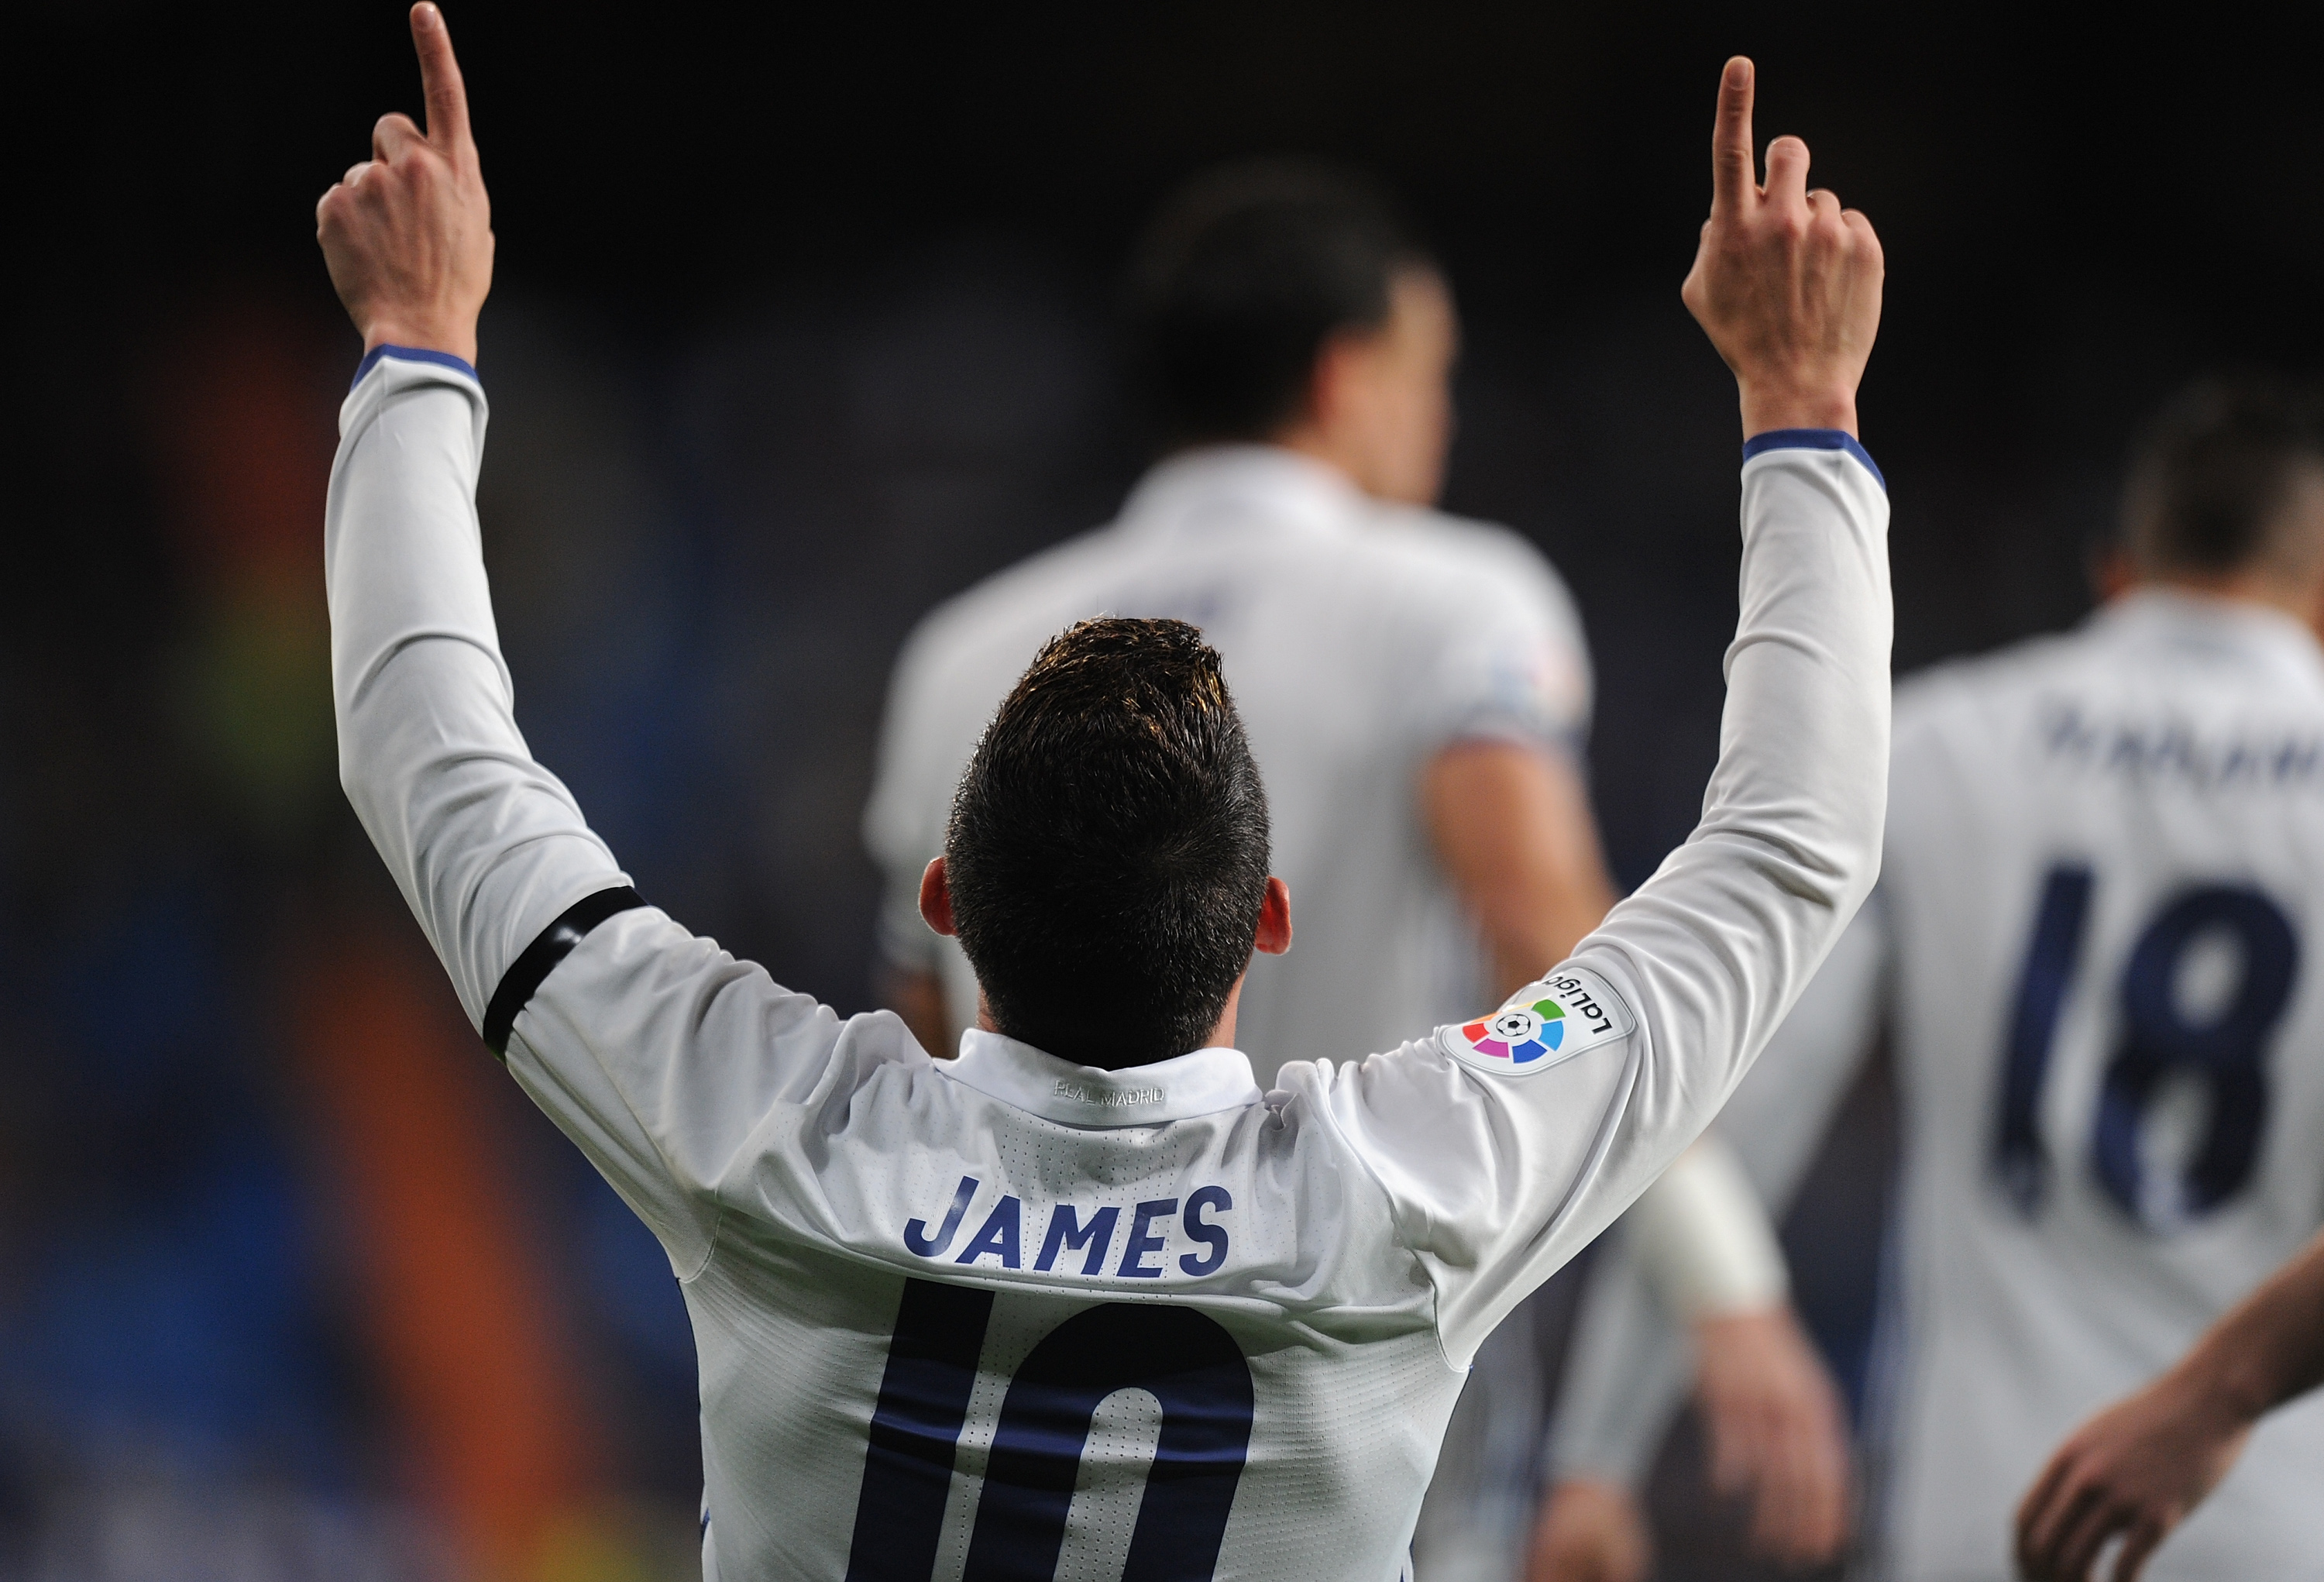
1891, 626, 2095, 745
1340, 502, 1580, 628
1360, 500, 1559, 581
907, 526, 1128, 651
890, 526, 1134, 696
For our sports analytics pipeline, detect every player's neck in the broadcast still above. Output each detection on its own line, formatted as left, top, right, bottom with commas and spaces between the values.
975, 981, 1244, 1071
1270, 427, 1371, 497
2141, 569, 2324, 643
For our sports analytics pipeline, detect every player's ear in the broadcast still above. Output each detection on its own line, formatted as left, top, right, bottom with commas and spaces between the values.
920, 856, 957, 937
1304, 329, 1367, 435
1254, 875, 1292, 956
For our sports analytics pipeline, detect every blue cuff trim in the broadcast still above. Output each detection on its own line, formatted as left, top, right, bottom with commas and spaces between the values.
1741, 428, 1884, 492
352, 344, 479, 389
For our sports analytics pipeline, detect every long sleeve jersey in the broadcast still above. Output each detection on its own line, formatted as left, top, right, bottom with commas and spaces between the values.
1548, 592, 2324, 1580
325, 346, 1889, 1582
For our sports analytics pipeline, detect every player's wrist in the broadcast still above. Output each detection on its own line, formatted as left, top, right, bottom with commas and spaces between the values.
2169, 1340, 2272, 1432
361, 315, 478, 368
1738, 383, 1858, 440
1548, 1475, 1643, 1511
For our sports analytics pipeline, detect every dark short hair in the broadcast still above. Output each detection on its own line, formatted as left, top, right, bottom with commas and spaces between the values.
1125, 159, 1433, 448
944, 618, 1271, 1070
2124, 373, 2324, 579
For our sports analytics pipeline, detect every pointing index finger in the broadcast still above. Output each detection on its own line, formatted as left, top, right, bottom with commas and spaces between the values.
1711, 56, 1757, 219
411, 3, 474, 163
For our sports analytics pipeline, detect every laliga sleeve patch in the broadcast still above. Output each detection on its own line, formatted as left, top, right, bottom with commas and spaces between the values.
1439, 965, 1635, 1077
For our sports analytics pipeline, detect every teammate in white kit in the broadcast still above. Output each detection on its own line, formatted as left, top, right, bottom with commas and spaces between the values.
1535, 375, 2324, 1582
866, 164, 1611, 1092
314, 11, 1889, 1578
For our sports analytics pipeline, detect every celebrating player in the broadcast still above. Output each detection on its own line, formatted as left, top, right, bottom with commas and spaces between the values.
315, 9, 1888, 1577
861, 138, 1853, 1581
1533, 374, 2324, 1581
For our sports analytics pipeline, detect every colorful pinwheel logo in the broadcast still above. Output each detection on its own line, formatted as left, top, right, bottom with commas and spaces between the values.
1459, 998, 1566, 1064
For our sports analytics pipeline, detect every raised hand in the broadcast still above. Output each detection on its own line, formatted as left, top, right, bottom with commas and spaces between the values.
1681, 58, 1882, 438
316, 3, 493, 364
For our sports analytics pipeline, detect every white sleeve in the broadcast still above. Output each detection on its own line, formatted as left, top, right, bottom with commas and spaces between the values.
1416, 537, 1593, 755
1627, 1133, 1790, 1320
327, 350, 865, 1272
1311, 437, 1892, 1367
1545, 894, 1892, 1486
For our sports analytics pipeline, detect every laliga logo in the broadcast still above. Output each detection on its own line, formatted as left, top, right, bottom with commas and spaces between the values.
1459, 998, 1566, 1064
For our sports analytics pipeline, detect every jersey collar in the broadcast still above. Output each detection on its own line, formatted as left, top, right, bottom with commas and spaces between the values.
1115, 444, 1366, 540
942, 1029, 1263, 1129
2096, 586, 2324, 692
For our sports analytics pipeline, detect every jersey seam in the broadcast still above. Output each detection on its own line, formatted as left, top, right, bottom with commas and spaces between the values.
353, 342, 481, 387
513, 1009, 725, 1284
679, 1192, 726, 1285
1434, 722, 1585, 762
1300, 1066, 1468, 1376
1739, 429, 1886, 492
507, 931, 725, 1284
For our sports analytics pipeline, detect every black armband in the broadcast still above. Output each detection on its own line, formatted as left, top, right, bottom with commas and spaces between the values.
483, 886, 648, 1058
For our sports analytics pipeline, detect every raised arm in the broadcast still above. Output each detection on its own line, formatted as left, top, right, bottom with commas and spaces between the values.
315, 9, 864, 1274
1327, 57, 1889, 1363
318, 4, 630, 1024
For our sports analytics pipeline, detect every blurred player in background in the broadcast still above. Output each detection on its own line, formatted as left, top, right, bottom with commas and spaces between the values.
864, 155, 1846, 1582
865, 162, 1609, 1090
1532, 375, 2324, 1581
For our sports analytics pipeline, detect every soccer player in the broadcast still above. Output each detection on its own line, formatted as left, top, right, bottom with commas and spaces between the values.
864, 160, 1612, 1088
315, 9, 1889, 1577
860, 141, 1855, 1580
2017, 1223, 2324, 1580
1532, 375, 2324, 1582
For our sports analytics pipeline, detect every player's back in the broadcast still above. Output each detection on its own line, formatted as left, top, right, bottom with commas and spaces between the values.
866, 446, 1587, 1085
328, 355, 1890, 1582
1879, 587, 2324, 1577
658, 1013, 1475, 1582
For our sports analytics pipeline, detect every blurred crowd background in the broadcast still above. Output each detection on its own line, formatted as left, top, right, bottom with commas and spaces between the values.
11, 3, 2324, 1578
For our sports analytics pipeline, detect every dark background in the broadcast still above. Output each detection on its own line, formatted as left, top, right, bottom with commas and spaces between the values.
8, 2, 2322, 1577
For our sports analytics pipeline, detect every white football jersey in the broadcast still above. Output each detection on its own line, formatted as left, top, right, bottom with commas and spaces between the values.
1549, 590, 2324, 1580
325, 349, 1888, 1581
863, 446, 1592, 1088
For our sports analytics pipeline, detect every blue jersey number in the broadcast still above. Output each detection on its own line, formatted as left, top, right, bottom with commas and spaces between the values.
1994, 865, 2298, 1226
844, 1278, 1255, 1581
